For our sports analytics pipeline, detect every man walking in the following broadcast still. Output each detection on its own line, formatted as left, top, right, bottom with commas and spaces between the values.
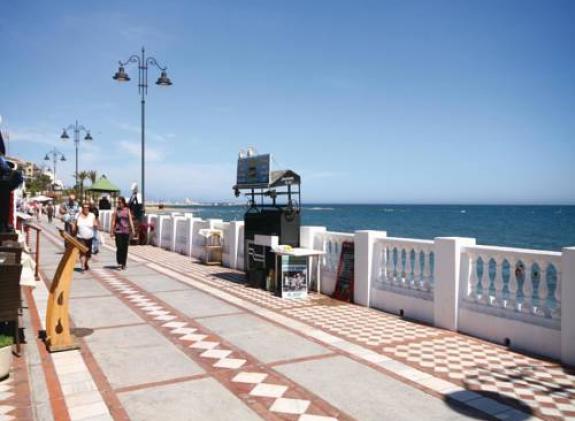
60, 194, 79, 236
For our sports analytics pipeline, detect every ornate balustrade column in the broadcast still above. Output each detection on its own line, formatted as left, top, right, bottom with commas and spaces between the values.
507, 259, 519, 310
535, 260, 549, 316
386, 247, 394, 284
522, 259, 534, 314
405, 248, 414, 288
423, 251, 432, 292
414, 250, 423, 289
493, 256, 504, 307
479, 256, 491, 305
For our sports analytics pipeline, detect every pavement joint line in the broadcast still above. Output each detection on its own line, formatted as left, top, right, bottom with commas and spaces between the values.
87, 265, 356, 420
142, 261, 530, 421
113, 373, 211, 395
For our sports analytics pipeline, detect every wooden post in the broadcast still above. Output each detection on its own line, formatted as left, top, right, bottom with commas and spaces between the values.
45, 230, 87, 352
34, 227, 41, 279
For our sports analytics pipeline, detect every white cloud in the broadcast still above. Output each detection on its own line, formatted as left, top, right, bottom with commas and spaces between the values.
102, 161, 236, 201
118, 140, 163, 162
8, 128, 56, 146
116, 122, 175, 144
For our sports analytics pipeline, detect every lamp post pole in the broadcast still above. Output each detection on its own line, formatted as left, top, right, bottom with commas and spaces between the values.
113, 47, 172, 210
60, 120, 93, 193
44, 149, 66, 191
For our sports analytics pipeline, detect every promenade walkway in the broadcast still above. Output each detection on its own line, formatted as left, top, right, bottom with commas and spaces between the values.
2, 220, 575, 420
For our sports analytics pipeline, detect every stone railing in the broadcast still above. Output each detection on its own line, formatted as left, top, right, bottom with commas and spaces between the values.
461, 245, 561, 325
373, 237, 435, 298
315, 231, 354, 272
96, 212, 575, 365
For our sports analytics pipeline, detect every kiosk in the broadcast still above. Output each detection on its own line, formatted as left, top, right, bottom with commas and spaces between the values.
233, 150, 301, 290
233, 149, 323, 297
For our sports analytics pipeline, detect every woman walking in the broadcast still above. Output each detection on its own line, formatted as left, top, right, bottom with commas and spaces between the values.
76, 202, 98, 271
110, 196, 134, 270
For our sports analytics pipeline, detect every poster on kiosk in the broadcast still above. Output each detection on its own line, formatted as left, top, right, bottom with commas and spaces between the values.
281, 255, 308, 299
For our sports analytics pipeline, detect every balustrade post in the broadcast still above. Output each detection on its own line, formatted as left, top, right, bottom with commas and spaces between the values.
386, 247, 394, 285
493, 257, 504, 307
405, 249, 414, 288
433, 237, 476, 331
561, 247, 575, 365
226, 221, 245, 270
354, 230, 387, 307
185, 214, 196, 258
521, 260, 534, 314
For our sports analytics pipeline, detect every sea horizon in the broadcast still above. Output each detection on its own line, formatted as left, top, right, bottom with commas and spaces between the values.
154, 204, 575, 252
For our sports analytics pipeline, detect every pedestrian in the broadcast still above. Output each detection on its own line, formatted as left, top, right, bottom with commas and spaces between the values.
46, 201, 54, 223
76, 202, 98, 271
89, 199, 100, 255
60, 194, 79, 236
98, 195, 111, 210
110, 196, 134, 270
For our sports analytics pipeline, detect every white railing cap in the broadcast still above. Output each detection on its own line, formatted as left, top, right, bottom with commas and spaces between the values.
381, 236, 434, 245
320, 231, 355, 238
464, 244, 561, 259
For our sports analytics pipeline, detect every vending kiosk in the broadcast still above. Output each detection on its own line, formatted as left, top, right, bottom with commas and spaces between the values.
233, 150, 301, 291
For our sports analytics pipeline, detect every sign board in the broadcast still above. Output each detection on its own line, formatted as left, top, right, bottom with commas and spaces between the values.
236, 154, 271, 188
280, 255, 308, 299
332, 241, 354, 302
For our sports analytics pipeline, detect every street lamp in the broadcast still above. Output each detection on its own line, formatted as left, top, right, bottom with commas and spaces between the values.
113, 47, 172, 210
60, 120, 93, 192
44, 149, 66, 191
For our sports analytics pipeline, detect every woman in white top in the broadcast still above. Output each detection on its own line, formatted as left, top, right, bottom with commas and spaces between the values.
76, 202, 98, 271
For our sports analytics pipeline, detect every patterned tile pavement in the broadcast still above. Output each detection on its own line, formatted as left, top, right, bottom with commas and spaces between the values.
0, 347, 34, 421
91, 266, 351, 421
126, 244, 575, 421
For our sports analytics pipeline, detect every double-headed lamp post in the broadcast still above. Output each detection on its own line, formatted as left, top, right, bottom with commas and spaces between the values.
60, 121, 93, 192
113, 47, 173, 210
44, 149, 66, 191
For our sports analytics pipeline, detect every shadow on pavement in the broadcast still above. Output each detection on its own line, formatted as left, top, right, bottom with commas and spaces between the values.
444, 390, 533, 420
211, 272, 247, 285
71, 327, 94, 338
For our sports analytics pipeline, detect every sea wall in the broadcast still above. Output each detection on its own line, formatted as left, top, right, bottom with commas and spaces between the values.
97, 210, 575, 365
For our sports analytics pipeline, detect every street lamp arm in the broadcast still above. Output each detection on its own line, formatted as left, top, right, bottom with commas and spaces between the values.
146, 57, 167, 71
119, 55, 141, 67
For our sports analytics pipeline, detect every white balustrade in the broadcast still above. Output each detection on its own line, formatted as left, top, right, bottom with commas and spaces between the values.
462, 245, 561, 322
373, 237, 435, 296
316, 232, 354, 273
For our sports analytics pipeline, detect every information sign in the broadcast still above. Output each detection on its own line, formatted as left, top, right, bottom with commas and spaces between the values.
281, 255, 308, 299
333, 241, 354, 302
236, 154, 271, 188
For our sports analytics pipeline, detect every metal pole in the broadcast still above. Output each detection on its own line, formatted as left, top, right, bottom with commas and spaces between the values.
141, 47, 146, 209
75, 120, 79, 193
53, 154, 57, 191
141, 97, 145, 208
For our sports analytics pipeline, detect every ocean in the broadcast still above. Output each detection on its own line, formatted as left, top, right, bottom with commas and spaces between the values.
162, 205, 575, 251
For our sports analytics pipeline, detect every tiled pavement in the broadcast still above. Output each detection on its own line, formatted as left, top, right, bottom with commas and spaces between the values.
127, 244, 575, 421
3, 221, 573, 420
0, 354, 33, 421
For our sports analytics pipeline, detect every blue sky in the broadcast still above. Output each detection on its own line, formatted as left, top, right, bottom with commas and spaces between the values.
1, 0, 574, 204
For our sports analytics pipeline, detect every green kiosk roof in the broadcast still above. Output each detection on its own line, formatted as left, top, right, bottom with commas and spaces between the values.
85, 175, 121, 193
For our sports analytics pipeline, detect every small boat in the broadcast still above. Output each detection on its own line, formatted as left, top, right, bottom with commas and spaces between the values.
158, 201, 164, 210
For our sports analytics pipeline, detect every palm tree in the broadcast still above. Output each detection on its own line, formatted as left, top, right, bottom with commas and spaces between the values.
88, 170, 97, 185
77, 170, 89, 201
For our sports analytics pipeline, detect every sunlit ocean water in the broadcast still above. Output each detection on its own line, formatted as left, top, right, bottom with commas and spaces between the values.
161, 205, 575, 251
